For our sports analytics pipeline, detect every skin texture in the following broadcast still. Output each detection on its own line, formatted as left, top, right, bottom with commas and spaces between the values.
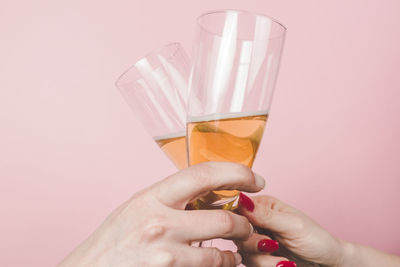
58, 162, 265, 267
236, 195, 400, 267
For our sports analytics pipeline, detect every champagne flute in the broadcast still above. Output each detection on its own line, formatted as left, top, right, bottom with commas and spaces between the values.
116, 42, 215, 247
116, 43, 189, 170
187, 10, 286, 210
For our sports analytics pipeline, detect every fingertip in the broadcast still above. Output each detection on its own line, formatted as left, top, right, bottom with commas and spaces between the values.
254, 173, 265, 189
239, 192, 255, 212
258, 239, 279, 253
233, 252, 242, 265
239, 221, 254, 241
276, 260, 297, 267
249, 223, 254, 237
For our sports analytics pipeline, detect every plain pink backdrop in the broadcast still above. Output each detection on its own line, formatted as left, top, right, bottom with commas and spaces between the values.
1, 0, 399, 266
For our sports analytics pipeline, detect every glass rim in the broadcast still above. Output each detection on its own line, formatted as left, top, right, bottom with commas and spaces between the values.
196, 9, 287, 40
115, 42, 183, 88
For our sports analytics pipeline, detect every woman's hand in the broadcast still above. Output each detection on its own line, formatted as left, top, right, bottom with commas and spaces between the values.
236, 194, 400, 267
58, 162, 265, 267
236, 194, 344, 267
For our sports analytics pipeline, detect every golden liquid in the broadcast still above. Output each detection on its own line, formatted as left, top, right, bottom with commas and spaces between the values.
155, 133, 188, 170
187, 112, 268, 210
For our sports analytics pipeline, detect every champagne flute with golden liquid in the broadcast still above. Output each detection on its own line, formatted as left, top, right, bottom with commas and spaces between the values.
187, 10, 286, 210
116, 43, 189, 171
115, 42, 219, 248
115, 42, 235, 212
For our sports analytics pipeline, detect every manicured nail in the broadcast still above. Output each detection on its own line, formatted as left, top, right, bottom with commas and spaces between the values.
276, 261, 297, 267
233, 252, 242, 265
254, 173, 265, 189
258, 239, 279, 253
239, 193, 255, 212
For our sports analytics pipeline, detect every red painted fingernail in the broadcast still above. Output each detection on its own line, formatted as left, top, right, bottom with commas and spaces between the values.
258, 239, 279, 253
239, 193, 254, 212
276, 261, 297, 267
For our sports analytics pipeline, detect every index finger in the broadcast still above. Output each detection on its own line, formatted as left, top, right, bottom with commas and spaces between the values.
151, 162, 265, 209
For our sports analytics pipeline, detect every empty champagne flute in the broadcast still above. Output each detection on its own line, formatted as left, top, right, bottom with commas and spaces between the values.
116, 43, 189, 170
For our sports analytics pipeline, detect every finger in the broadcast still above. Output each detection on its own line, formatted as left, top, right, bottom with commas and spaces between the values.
236, 233, 279, 254
242, 253, 296, 267
238, 195, 299, 234
152, 162, 265, 208
179, 246, 242, 267
174, 210, 253, 242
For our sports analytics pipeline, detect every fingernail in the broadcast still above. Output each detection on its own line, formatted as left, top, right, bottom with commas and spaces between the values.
276, 261, 297, 267
258, 239, 279, 253
239, 193, 255, 212
249, 223, 254, 236
233, 252, 242, 265
254, 173, 265, 189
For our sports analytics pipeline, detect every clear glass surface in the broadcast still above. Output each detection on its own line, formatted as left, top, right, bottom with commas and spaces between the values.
116, 43, 190, 169
187, 10, 286, 210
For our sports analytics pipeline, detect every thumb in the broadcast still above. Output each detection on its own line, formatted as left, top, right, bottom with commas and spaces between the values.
238, 194, 301, 234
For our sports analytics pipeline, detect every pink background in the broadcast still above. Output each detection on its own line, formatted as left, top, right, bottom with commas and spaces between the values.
1, 0, 399, 266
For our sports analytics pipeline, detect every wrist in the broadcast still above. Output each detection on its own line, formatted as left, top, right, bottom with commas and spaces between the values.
336, 240, 357, 267
57, 234, 109, 267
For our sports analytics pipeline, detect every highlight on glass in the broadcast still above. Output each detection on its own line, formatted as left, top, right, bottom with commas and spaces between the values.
116, 43, 190, 170
187, 10, 286, 210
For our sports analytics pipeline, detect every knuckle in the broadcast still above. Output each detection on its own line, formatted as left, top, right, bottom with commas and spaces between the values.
160, 252, 175, 267
146, 250, 175, 267
257, 195, 283, 211
218, 211, 235, 236
255, 195, 281, 220
140, 217, 168, 242
255, 195, 275, 205
265, 195, 279, 205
